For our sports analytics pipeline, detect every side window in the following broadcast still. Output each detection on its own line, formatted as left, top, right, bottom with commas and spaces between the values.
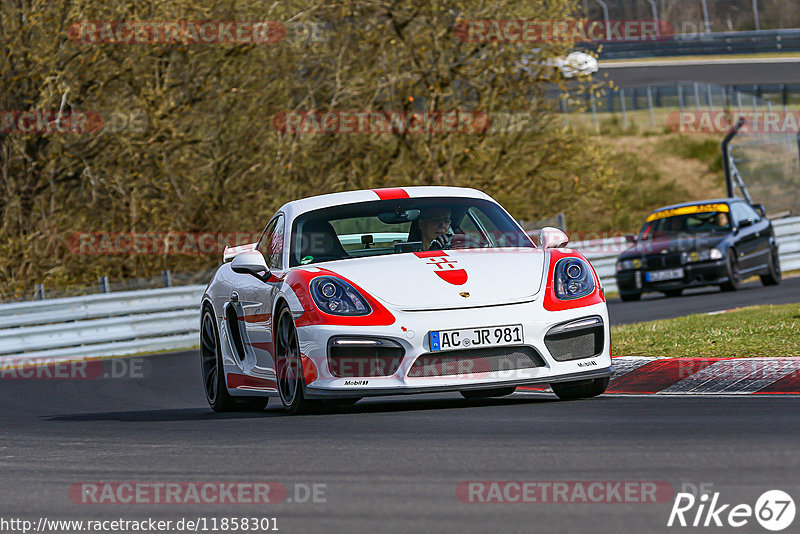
257, 215, 285, 270
731, 203, 750, 225
741, 204, 761, 222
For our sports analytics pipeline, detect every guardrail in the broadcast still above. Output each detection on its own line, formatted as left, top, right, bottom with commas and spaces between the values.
1, 216, 798, 363
577, 216, 800, 293
589, 29, 800, 59
0, 285, 204, 364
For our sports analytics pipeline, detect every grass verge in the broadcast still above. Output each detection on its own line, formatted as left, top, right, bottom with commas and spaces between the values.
611, 303, 800, 358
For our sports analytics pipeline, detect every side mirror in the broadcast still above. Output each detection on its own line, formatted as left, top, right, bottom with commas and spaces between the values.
738, 218, 754, 229
752, 204, 766, 218
539, 227, 569, 249
624, 234, 638, 244
231, 250, 270, 280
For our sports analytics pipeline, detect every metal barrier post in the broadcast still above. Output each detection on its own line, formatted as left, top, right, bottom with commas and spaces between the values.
34, 284, 45, 300
620, 88, 627, 128
694, 82, 701, 113
162, 270, 172, 288
646, 86, 655, 126
99, 276, 110, 294
591, 94, 599, 132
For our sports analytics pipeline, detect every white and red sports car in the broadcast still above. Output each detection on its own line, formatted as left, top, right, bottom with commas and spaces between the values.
200, 186, 611, 414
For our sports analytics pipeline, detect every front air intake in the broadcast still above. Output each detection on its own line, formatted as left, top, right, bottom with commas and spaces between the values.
544, 316, 604, 362
408, 346, 544, 378
327, 337, 405, 378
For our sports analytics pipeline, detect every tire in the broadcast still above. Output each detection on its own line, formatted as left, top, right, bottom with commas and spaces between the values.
551, 377, 609, 400
200, 307, 268, 412
720, 249, 741, 292
460, 387, 516, 399
620, 292, 641, 302
760, 246, 782, 286
275, 304, 321, 415
662, 289, 682, 298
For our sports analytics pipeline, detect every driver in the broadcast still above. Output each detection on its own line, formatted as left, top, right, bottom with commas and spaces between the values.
418, 207, 453, 251
716, 212, 730, 228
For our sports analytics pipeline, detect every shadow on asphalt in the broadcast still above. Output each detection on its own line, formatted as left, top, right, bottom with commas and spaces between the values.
44, 395, 558, 422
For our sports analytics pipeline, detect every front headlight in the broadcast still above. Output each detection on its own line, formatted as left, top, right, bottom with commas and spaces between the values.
310, 277, 371, 316
683, 249, 724, 263
616, 258, 645, 272
554, 258, 595, 300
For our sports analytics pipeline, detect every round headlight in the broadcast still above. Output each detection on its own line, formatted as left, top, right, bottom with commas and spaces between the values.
321, 282, 337, 298
566, 263, 582, 279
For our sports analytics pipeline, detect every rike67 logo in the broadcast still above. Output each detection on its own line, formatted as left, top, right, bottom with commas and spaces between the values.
668, 489, 795, 531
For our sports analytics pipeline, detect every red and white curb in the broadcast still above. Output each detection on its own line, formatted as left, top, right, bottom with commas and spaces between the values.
520, 357, 800, 395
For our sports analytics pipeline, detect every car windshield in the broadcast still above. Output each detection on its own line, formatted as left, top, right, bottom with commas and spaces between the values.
289, 197, 534, 267
639, 210, 731, 239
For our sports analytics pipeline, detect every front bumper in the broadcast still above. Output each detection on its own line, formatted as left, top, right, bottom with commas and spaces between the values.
616, 259, 728, 294
304, 366, 613, 398
295, 300, 612, 399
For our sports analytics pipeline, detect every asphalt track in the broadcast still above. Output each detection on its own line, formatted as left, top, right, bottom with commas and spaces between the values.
599, 57, 800, 86
607, 275, 800, 325
2, 351, 799, 534
2, 278, 800, 533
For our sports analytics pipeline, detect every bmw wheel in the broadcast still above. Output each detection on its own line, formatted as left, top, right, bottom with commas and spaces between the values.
720, 249, 741, 292
760, 246, 782, 286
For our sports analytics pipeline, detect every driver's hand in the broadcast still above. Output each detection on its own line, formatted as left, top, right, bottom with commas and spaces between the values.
429, 232, 453, 250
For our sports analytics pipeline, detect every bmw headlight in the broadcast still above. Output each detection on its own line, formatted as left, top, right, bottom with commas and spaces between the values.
310, 277, 371, 316
682, 249, 724, 263
616, 258, 645, 272
555, 258, 595, 300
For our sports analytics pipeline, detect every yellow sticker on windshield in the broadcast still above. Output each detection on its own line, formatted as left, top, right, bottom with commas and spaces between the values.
646, 203, 729, 222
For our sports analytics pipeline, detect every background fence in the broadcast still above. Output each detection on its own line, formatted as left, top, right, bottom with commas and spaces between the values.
2, 215, 798, 363
590, 29, 800, 59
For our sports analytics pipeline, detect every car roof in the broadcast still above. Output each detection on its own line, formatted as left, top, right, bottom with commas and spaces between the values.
647, 198, 742, 215
280, 186, 495, 218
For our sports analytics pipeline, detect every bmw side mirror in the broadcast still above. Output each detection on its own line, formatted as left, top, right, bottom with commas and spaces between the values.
539, 227, 569, 249
625, 234, 638, 244
739, 219, 754, 229
231, 250, 270, 280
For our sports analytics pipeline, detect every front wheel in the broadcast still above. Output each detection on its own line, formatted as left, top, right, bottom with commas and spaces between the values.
551, 377, 609, 400
460, 387, 516, 399
720, 250, 741, 292
200, 308, 267, 412
760, 246, 782, 286
275, 304, 321, 415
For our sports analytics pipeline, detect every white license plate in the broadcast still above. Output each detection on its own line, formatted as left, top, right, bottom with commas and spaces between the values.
429, 324, 524, 352
645, 268, 684, 282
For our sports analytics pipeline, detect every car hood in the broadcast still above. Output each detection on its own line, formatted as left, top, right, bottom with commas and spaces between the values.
318, 248, 546, 311
619, 234, 727, 259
